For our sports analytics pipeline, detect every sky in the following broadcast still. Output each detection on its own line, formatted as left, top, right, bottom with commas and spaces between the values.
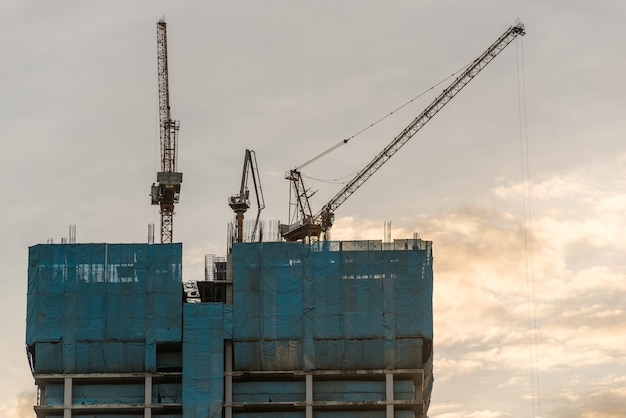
2, 1, 626, 417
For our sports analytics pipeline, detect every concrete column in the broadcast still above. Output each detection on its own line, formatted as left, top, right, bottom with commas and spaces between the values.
225, 342, 233, 418
306, 373, 313, 418
63, 377, 72, 418
144, 375, 152, 418
386, 372, 394, 418
39, 385, 45, 407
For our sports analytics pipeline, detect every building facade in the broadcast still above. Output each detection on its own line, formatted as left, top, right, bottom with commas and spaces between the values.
26, 239, 432, 417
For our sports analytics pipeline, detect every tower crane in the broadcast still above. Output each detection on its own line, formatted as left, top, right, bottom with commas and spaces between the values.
229, 149, 265, 243
151, 19, 182, 243
281, 20, 525, 242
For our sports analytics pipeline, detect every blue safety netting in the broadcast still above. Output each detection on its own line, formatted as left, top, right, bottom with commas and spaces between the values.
233, 414, 304, 418
233, 381, 305, 403
41, 411, 181, 418
232, 239, 433, 371
183, 302, 232, 418
45, 382, 182, 406
232, 413, 415, 418
231, 379, 415, 404
33, 340, 152, 373
26, 243, 182, 373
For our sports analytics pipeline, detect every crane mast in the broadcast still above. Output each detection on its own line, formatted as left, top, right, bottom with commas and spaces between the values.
151, 19, 182, 243
281, 20, 525, 242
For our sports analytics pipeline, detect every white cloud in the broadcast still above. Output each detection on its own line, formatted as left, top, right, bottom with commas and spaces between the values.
493, 174, 589, 200
548, 375, 626, 418
0, 391, 36, 418
428, 403, 513, 418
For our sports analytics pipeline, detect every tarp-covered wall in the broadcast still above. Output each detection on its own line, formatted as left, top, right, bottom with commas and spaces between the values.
232, 380, 415, 403
45, 382, 182, 405
44, 415, 181, 418
231, 412, 416, 418
183, 302, 232, 418
232, 239, 433, 371
26, 243, 182, 373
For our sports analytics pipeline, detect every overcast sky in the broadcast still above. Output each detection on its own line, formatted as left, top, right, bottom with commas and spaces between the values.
2, 1, 626, 417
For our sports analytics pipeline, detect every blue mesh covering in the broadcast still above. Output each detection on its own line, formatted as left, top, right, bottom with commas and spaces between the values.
232, 413, 410, 418
46, 416, 181, 418
26, 243, 182, 373
46, 381, 184, 407
34, 340, 154, 374
232, 239, 433, 371
233, 414, 304, 418
153, 383, 183, 404
315, 412, 386, 418
313, 381, 384, 402
233, 381, 305, 403
230, 380, 416, 406
45, 383, 145, 405
183, 303, 230, 418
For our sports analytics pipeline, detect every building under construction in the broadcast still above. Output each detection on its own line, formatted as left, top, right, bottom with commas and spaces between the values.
25, 18, 526, 418
26, 238, 433, 418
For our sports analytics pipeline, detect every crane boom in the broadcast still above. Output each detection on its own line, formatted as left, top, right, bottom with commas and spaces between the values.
151, 19, 182, 243
281, 20, 525, 241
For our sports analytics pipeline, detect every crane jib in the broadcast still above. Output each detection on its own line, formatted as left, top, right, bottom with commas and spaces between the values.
312, 22, 525, 223
281, 22, 525, 240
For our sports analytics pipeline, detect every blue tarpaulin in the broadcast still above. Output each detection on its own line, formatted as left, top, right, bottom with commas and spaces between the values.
231, 413, 415, 418
183, 302, 230, 418
232, 239, 433, 371
26, 243, 182, 373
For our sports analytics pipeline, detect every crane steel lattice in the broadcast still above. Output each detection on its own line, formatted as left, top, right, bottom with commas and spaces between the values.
229, 149, 265, 243
281, 20, 525, 242
151, 19, 182, 243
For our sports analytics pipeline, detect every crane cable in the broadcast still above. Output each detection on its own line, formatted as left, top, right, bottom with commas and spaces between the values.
295, 62, 475, 172
516, 35, 541, 417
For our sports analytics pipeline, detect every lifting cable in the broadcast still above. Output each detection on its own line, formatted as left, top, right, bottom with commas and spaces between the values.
516, 35, 541, 418
295, 62, 475, 172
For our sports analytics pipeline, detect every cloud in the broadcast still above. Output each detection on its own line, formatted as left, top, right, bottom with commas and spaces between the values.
548, 375, 626, 418
0, 391, 36, 418
428, 402, 512, 418
493, 174, 589, 200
